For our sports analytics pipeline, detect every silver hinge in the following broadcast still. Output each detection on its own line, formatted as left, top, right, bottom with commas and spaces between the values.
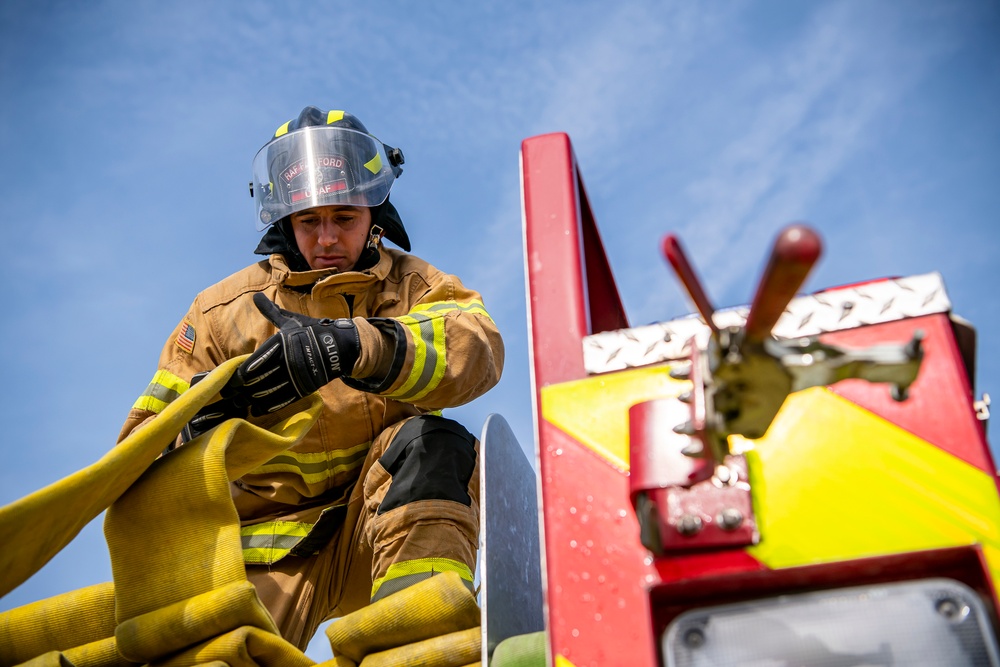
974, 393, 991, 422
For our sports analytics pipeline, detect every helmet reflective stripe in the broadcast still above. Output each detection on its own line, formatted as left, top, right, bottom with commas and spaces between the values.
370, 557, 474, 602
276, 110, 346, 138
132, 370, 190, 413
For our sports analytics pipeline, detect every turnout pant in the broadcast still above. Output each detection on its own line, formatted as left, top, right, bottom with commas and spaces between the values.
245, 415, 481, 650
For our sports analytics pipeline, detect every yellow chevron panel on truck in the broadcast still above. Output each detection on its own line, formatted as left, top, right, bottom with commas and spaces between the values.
747, 387, 1000, 578
540, 365, 688, 471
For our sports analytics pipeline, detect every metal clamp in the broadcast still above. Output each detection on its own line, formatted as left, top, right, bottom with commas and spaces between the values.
629, 223, 925, 556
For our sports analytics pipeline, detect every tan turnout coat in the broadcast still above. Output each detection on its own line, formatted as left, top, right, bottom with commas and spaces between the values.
120, 246, 503, 525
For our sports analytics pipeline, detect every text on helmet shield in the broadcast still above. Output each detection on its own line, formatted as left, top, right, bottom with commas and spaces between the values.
291, 181, 348, 203
281, 156, 347, 183
283, 155, 352, 204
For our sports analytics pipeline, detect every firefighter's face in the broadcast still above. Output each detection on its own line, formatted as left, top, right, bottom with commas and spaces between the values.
289, 205, 371, 272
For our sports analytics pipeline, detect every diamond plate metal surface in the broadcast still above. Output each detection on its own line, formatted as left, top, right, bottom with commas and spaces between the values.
584, 273, 951, 374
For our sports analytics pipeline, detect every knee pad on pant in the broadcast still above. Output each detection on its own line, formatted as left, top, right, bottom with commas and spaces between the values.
377, 415, 477, 515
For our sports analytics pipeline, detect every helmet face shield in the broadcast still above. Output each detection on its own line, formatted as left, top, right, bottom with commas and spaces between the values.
252, 126, 395, 230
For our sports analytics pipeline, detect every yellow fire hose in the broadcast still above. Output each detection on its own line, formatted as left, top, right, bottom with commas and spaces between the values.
0, 358, 321, 666
0, 356, 249, 601
325, 571, 481, 665
0, 357, 485, 666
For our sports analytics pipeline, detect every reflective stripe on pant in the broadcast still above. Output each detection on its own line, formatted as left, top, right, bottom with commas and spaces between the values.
371, 556, 475, 603
245, 414, 480, 650
368, 415, 478, 602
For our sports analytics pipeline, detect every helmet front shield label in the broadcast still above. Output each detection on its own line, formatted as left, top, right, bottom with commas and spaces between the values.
282, 155, 352, 204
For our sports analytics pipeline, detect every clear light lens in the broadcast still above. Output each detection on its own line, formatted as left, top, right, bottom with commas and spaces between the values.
663, 578, 999, 666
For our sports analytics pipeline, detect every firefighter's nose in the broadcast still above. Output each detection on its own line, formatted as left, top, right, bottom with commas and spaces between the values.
317, 221, 339, 246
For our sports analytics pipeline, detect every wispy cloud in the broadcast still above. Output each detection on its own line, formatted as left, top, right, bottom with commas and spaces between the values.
623, 0, 964, 321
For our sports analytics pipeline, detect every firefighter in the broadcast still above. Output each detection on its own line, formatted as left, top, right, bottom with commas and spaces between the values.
118, 106, 504, 650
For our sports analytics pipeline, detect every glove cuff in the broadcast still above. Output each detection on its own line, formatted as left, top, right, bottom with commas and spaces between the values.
351, 317, 396, 379
343, 319, 407, 394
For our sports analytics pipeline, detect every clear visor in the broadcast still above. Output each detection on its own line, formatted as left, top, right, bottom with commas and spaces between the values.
251, 125, 395, 230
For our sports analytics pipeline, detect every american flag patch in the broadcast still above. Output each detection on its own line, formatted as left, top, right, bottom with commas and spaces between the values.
175, 321, 196, 354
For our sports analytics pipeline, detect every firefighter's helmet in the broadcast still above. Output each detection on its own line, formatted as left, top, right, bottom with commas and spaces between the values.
251, 107, 408, 249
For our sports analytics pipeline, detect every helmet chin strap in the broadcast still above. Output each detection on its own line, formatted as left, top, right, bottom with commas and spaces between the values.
366, 224, 385, 252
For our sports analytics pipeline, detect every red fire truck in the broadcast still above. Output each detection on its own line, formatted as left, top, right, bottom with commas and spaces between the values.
478, 132, 1000, 667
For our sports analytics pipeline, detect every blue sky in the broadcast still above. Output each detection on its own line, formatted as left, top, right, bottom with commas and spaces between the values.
2, 0, 998, 660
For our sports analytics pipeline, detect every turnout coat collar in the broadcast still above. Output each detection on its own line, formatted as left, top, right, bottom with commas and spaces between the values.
265, 246, 395, 292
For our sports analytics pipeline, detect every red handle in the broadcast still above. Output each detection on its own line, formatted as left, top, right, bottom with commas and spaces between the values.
743, 224, 822, 343
662, 234, 719, 334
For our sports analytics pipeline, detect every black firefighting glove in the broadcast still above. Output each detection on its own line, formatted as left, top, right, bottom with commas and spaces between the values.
183, 294, 361, 438
181, 371, 246, 442
227, 292, 362, 416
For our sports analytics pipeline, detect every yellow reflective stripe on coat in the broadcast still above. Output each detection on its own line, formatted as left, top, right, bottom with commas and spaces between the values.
246, 442, 370, 485
410, 299, 493, 320
240, 521, 313, 565
131, 370, 190, 414
371, 557, 474, 600
390, 312, 448, 401
388, 300, 493, 402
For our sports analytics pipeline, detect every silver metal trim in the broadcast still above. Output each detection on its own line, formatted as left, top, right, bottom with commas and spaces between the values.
584, 273, 951, 374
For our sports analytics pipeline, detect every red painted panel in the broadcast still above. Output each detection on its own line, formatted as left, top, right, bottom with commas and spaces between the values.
538, 419, 659, 667
824, 314, 994, 474
579, 177, 629, 335
521, 133, 590, 387
521, 133, 628, 389
652, 549, 765, 583
524, 133, 649, 665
